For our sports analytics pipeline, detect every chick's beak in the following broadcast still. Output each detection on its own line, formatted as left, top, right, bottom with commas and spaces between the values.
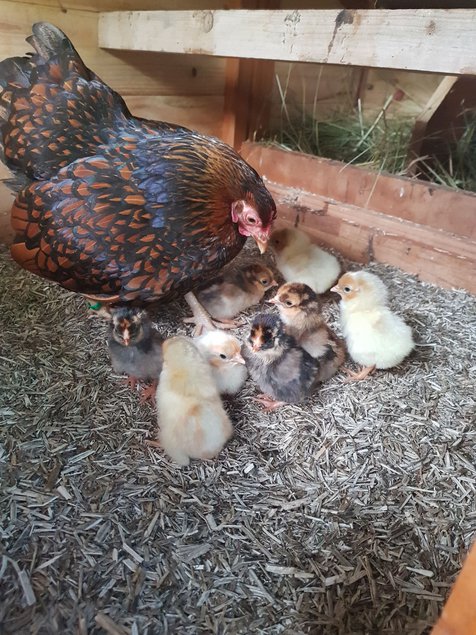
330, 285, 340, 295
268, 296, 278, 305
269, 279, 278, 288
233, 353, 246, 365
123, 329, 130, 346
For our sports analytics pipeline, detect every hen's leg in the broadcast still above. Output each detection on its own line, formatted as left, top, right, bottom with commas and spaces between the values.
343, 365, 376, 382
254, 393, 287, 411
184, 292, 238, 336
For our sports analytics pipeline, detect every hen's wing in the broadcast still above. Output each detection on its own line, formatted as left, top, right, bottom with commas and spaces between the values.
10, 139, 244, 303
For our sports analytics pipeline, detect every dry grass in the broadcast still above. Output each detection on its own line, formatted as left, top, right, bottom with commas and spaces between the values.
0, 244, 475, 635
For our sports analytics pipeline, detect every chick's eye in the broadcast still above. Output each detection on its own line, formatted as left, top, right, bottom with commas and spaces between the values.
285, 300, 293, 307
261, 279, 268, 285
343, 286, 351, 293
219, 353, 227, 359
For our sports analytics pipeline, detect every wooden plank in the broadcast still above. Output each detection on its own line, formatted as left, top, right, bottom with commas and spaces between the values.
0, 2, 226, 97
8, 0, 231, 11
99, 9, 476, 75
240, 142, 476, 240
124, 95, 224, 137
222, 0, 278, 148
267, 181, 476, 293
432, 543, 476, 635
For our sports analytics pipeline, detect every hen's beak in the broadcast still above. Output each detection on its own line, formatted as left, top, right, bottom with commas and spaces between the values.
233, 353, 246, 365
253, 234, 269, 254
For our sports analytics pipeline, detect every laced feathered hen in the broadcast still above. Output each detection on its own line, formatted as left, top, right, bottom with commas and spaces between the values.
0, 23, 276, 332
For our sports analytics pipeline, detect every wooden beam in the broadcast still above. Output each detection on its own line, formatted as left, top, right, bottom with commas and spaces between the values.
241, 142, 476, 241
222, 0, 278, 148
99, 9, 476, 75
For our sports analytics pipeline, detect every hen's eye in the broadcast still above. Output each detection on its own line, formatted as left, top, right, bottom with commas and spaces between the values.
247, 216, 256, 224
219, 353, 227, 359
343, 286, 351, 293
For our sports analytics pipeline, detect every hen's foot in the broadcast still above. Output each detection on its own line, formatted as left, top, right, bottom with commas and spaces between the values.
343, 365, 376, 382
253, 393, 287, 411
139, 380, 158, 405
184, 292, 239, 336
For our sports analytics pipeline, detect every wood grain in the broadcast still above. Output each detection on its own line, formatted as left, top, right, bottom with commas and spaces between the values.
99, 9, 476, 75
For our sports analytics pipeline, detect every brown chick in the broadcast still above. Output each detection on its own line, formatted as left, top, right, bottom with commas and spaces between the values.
269, 282, 345, 383
195, 262, 277, 322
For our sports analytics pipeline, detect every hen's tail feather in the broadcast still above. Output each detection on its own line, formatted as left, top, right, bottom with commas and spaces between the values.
0, 22, 133, 186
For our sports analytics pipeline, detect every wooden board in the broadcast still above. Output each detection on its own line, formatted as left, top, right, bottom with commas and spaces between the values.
0, 2, 226, 98
241, 142, 476, 240
241, 142, 476, 293
99, 9, 476, 75
267, 181, 476, 293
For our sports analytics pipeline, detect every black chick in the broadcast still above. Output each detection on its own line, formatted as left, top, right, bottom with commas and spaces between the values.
243, 313, 320, 410
108, 307, 163, 403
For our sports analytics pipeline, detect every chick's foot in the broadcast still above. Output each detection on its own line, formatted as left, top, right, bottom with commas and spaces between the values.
254, 393, 287, 411
139, 380, 159, 405
343, 365, 376, 382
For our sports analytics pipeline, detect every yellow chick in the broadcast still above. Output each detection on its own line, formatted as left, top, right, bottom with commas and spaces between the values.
270, 228, 341, 294
331, 271, 414, 381
195, 330, 248, 395
157, 336, 233, 465
270, 282, 345, 382
196, 262, 277, 321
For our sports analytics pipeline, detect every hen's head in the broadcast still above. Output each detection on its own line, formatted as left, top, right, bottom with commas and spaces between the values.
202, 140, 276, 253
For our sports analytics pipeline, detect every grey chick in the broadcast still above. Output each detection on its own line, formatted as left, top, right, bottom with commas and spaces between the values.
108, 307, 163, 403
269, 282, 345, 382
243, 312, 320, 410
195, 262, 277, 324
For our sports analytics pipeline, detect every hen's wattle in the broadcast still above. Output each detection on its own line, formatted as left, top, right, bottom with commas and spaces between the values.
0, 23, 276, 305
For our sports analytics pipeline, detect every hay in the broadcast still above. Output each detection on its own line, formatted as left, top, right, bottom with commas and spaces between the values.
0, 243, 475, 635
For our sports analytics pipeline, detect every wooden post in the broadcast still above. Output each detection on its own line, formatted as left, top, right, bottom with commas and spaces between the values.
222, 0, 278, 148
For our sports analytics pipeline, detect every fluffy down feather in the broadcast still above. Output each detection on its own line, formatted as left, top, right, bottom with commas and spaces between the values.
157, 336, 233, 466
270, 228, 340, 294
333, 271, 414, 369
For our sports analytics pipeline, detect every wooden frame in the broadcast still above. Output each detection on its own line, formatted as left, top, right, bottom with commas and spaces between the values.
241, 142, 476, 294
99, 9, 476, 75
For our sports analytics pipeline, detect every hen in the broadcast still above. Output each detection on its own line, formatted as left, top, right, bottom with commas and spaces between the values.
0, 23, 276, 330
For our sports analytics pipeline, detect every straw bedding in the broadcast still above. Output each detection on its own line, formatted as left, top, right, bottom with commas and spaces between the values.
0, 244, 475, 635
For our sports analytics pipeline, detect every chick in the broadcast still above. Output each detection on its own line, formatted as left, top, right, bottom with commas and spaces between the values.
331, 271, 414, 381
195, 330, 248, 395
270, 227, 341, 294
195, 262, 277, 322
243, 313, 320, 410
108, 307, 163, 402
270, 282, 345, 382
157, 336, 233, 466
